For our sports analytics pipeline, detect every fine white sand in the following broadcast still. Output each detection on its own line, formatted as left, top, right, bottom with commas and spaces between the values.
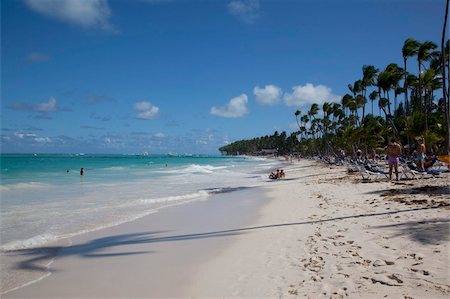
187, 160, 450, 298
3, 159, 449, 298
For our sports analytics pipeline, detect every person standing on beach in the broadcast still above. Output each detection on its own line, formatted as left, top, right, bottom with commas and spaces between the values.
386, 140, 401, 181
80, 167, 84, 176
417, 138, 426, 170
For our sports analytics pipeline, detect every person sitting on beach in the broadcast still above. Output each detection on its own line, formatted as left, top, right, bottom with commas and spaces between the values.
279, 169, 285, 178
269, 171, 278, 179
386, 140, 401, 181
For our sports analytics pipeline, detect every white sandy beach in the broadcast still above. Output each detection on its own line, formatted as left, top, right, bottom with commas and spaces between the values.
3, 159, 449, 298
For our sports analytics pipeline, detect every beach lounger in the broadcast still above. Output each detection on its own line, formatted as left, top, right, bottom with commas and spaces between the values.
400, 162, 448, 179
356, 164, 388, 181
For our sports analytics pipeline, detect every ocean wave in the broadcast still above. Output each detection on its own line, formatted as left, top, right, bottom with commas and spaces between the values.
159, 164, 228, 175
0, 182, 50, 192
181, 164, 227, 174
138, 190, 210, 204
0, 233, 58, 251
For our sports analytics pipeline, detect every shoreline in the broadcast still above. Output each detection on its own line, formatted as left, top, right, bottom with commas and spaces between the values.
3, 187, 271, 297
3, 159, 449, 298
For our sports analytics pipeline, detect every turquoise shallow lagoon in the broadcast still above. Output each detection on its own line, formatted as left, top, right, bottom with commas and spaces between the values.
0, 154, 281, 251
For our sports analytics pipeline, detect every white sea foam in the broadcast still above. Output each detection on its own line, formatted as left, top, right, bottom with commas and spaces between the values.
0, 233, 58, 251
181, 164, 227, 174
138, 190, 210, 204
0, 182, 50, 192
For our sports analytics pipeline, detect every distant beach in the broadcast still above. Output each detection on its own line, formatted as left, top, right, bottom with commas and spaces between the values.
2, 158, 449, 298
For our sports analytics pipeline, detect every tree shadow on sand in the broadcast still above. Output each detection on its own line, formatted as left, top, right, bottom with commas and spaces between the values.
365, 184, 450, 196
7, 230, 245, 273
370, 218, 450, 245
7, 205, 448, 274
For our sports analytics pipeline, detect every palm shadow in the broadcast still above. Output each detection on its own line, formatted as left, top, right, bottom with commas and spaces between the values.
8, 230, 244, 273
370, 218, 450, 244
7, 205, 448, 273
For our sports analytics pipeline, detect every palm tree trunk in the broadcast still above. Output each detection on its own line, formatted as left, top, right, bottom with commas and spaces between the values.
387, 92, 392, 116
418, 61, 423, 111
425, 89, 429, 132
404, 57, 409, 115
442, 0, 450, 154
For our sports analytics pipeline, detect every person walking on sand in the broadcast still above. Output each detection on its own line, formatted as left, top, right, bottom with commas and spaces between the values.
386, 140, 401, 181
417, 137, 426, 171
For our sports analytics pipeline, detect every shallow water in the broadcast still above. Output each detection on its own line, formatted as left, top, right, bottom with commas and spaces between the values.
0, 154, 281, 251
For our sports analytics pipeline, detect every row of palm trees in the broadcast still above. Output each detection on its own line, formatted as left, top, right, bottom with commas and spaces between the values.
294, 36, 450, 157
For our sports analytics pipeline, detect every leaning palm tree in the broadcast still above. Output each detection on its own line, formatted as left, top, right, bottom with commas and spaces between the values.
402, 38, 420, 115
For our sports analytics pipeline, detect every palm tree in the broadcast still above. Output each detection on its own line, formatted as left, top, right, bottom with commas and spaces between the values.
369, 90, 378, 115
402, 38, 420, 115
341, 94, 353, 117
422, 68, 443, 131
361, 65, 378, 121
300, 115, 309, 139
417, 41, 438, 107
308, 103, 319, 120
442, 0, 450, 154
386, 63, 404, 116
355, 94, 366, 125
294, 110, 302, 131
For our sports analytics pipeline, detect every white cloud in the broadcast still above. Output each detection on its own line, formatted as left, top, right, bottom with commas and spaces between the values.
11, 96, 58, 112
228, 0, 260, 24
36, 96, 57, 112
154, 132, 166, 138
284, 83, 340, 107
24, 0, 114, 31
26, 52, 50, 62
253, 85, 282, 105
13, 132, 52, 143
210, 94, 249, 118
134, 101, 160, 120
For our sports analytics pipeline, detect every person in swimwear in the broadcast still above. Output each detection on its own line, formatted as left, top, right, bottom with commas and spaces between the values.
416, 137, 426, 170
386, 140, 401, 181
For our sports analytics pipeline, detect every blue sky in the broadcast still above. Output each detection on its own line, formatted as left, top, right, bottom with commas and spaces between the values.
1, 0, 445, 154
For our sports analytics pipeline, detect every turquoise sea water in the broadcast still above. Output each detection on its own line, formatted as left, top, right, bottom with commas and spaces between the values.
0, 154, 281, 251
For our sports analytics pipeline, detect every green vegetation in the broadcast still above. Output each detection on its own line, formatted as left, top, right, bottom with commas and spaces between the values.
220, 36, 450, 157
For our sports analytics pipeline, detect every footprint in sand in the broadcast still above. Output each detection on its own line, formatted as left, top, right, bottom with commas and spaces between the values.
363, 273, 404, 286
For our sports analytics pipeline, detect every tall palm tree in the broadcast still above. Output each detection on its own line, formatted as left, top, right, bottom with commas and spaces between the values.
341, 94, 353, 117
369, 90, 378, 115
422, 68, 443, 131
361, 65, 378, 121
442, 0, 450, 154
308, 103, 320, 120
417, 41, 438, 107
402, 38, 420, 115
386, 63, 404, 116
294, 110, 302, 131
